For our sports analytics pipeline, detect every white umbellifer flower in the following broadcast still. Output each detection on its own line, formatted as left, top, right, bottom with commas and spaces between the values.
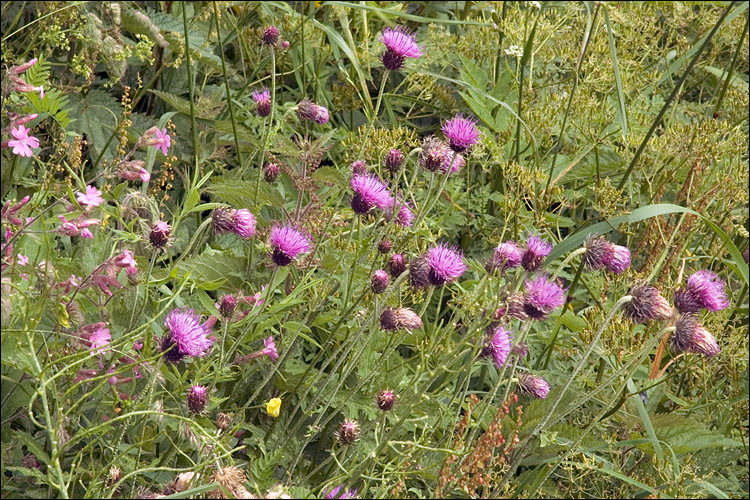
528, 1, 541, 9
505, 45, 523, 57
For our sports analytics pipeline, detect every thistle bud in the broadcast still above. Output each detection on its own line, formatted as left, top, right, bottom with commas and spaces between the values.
384, 149, 404, 173
671, 314, 720, 357
380, 307, 423, 331
350, 160, 367, 175
149, 221, 171, 248
409, 256, 431, 289
263, 162, 280, 183
371, 270, 390, 294
516, 373, 550, 399
378, 238, 392, 254
211, 207, 236, 234
187, 385, 208, 414
388, 253, 406, 277
623, 281, 673, 324
217, 294, 236, 319
336, 418, 360, 446
216, 412, 234, 432
377, 389, 396, 411
262, 25, 279, 46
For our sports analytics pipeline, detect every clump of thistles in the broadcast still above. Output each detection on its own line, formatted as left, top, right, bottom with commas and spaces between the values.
253, 87, 271, 117
481, 325, 512, 368
187, 385, 209, 414
522, 235, 553, 272
297, 99, 329, 125
378, 26, 422, 71
377, 389, 397, 412
523, 275, 566, 320
426, 243, 467, 286
673, 270, 729, 313
371, 270, 389, 294
671, 314, 720, 357
161, 309, 216, 362
380, 307, 423, 331
581, 236, 631, 273
486, 241, 522, 274
441, 114, 480, 153
623, 281, 673, 324
350, 174, 392, 214
517, 373, 550, 399
269, 224, 311, 266
336, 418, 361, 446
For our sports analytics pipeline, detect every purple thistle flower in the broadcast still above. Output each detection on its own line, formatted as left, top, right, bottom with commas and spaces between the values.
623, 281, 673, 324
673, 270, 729, 313
486, 241, 523, 274
233, 209, 256, 239
187, 385, 209, 414
324, 485, 359, 499
582, 236, 615, 271
377, 389, 396, 412
671, 314, 720, 357
262, 25, 279, 46
149, 221, 171, 249
350, 174, 393, 214
269, 225, 311, 266
163, 309, 215, 359
350, 160, 367, 175
607, 245, 631, 274
385, 198, 414, 227
442, 114, 480, 153
427, 244, 467, 286
389, 253, 406, 278
481, 325, 512, 369
297, 99, 329, 124
371, 270, 390, 294
212, 207, 236, 234
517, 373, 550, 399
378, 26, 422, 71
262, 336, 279, 362
253, 88, 271, 117
378, 238, 392, 254
523, 275, 566, 320
217, 294, 236, 319
521, 235, 553, 272
380, 307, 423, 331
384, 149, 404, 173
263, 162, 280, 183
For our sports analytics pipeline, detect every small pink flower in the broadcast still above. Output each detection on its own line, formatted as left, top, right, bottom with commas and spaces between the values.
154, 128, 171, 155
76, 185, 104, 210
7, 125, 40, 157
114, 249, 138, 275
17, 254, 29, 266
81, 228, 93, 239
262, 336, 279, 362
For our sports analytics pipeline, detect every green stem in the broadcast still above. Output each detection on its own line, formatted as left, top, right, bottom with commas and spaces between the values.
541, 259, 585, 370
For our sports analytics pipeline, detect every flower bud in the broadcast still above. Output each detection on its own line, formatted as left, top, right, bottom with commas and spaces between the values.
263, 162, 280, 183
377, 389, 396, 411
388, 253, 406, 277
371, 270, 390, 294
336, 418, 360, 446
149, 221, 171, 248
378, 238, 392, 254
384, 149, 404, 173
187, 385, 208, 414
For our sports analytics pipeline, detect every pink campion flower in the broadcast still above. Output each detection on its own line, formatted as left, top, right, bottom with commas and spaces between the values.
77, 322, 111, 355
76, 185, 104, 210
6, 125, 40, 157
17, 254, 28, 266
1, 195, 31, 226
9, 58, 38, 75
442, 114, 480, 153
262, 336, 279, 362
154, 128, 171, 155
113, 249, 138, 276
57, 215, 100, 238
117, 160, 150, 182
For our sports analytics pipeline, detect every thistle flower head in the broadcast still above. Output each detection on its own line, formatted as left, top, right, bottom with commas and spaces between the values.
481, 325, 512, 369
582, 236, 615, 271
371, 269, 390, 294
378, 26, 422, 70
521, 235, 553, 272
409, 256, 431, 289
384, 149, 404, 173
269, 225, 311, 266
163, 309, 215, 358
217, 294, 236, 319
377, 389, 397, 412
232, 209, 256, 239
262, 25, 279, 46
418, 136, 464, 174
380, 307, 423, 331
494, 293, 528, 321
671, 314, 720, 357
252, 87, 271, 117
263, 162, 280, 183
486, 241, 523, 274
297, 99, 329, 124
187, 384, 208, 414
673, 270, 729, 313
211, 207, 236, 234
517, 373, 550, 399
607, 244, 631, 274
427, 243, 467, 286
441, 114, 480, 153
336, 418, 361, 446
149, 221, 171, 248
350, 160, 367, 175
350, 174, 392, 214
523, 275, 566, 320
377, 238, 392, 254
384, 198, 414, 227
624, 281, 673, 324
389, 253, 406, 277
324, 485, 359, 499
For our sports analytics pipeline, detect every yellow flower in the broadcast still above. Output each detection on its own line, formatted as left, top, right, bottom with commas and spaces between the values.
266, 397, 281, 418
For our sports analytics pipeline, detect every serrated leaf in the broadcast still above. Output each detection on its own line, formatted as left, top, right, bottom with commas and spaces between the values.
175, 249, 246, 289
311, 166, 346, 187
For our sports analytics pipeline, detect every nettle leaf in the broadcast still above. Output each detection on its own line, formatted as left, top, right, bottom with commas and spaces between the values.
69, 89, 122, 162
208, 178, 286, 210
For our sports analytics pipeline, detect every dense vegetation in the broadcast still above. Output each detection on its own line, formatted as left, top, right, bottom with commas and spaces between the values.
1, 2, 748, 498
